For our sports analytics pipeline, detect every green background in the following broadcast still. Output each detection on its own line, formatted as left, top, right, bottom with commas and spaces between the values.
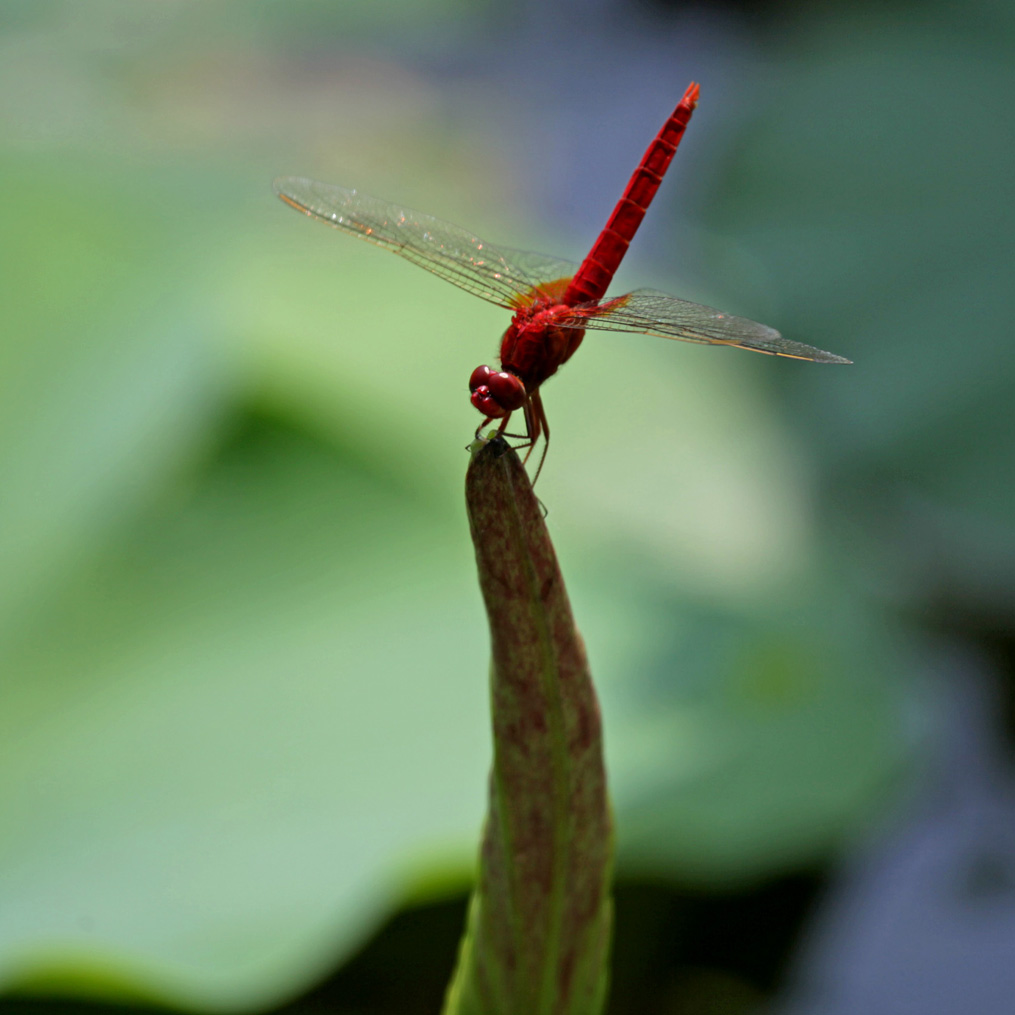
1, 0, 1011, 1010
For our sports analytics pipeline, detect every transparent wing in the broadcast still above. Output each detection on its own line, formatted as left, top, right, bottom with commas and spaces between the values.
572, 289, 851, 363
274, 177, 578, 309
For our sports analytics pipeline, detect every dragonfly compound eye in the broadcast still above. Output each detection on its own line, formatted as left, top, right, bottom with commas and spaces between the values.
469, 365, 526, 417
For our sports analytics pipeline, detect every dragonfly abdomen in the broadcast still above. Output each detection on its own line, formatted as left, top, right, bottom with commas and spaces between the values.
563, 82, 699, 307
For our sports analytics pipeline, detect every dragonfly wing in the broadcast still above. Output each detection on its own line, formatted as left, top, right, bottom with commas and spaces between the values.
274, 177, 578, 309
574, 288, 851, 363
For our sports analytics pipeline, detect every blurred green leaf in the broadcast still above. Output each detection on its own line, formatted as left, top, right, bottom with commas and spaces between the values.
0, 155, 491, 1009
0, 407, 491, 1009
598, 583, 917, 882
0, 157, 229, 635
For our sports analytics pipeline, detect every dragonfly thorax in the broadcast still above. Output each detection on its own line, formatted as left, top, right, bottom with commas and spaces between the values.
498, 303, 586, 397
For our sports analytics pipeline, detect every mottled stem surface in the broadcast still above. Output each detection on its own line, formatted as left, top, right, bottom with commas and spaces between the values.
442, 438, 612, 1015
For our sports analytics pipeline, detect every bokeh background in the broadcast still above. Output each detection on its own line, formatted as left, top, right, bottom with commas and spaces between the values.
2, 1, 1013, 1013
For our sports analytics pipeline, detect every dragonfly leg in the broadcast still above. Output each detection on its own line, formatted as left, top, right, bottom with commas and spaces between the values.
518, 397, 543, 465
529, 390, 550, 485
476, 397, 549, 485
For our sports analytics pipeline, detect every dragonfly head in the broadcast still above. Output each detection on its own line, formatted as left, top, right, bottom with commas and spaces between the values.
469, 365, 526, 419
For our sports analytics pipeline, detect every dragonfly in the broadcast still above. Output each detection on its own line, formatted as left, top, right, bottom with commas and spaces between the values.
274, 82, 849, 473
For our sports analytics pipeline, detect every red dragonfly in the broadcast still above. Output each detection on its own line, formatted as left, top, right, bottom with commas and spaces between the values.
275, 83, 848, 468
